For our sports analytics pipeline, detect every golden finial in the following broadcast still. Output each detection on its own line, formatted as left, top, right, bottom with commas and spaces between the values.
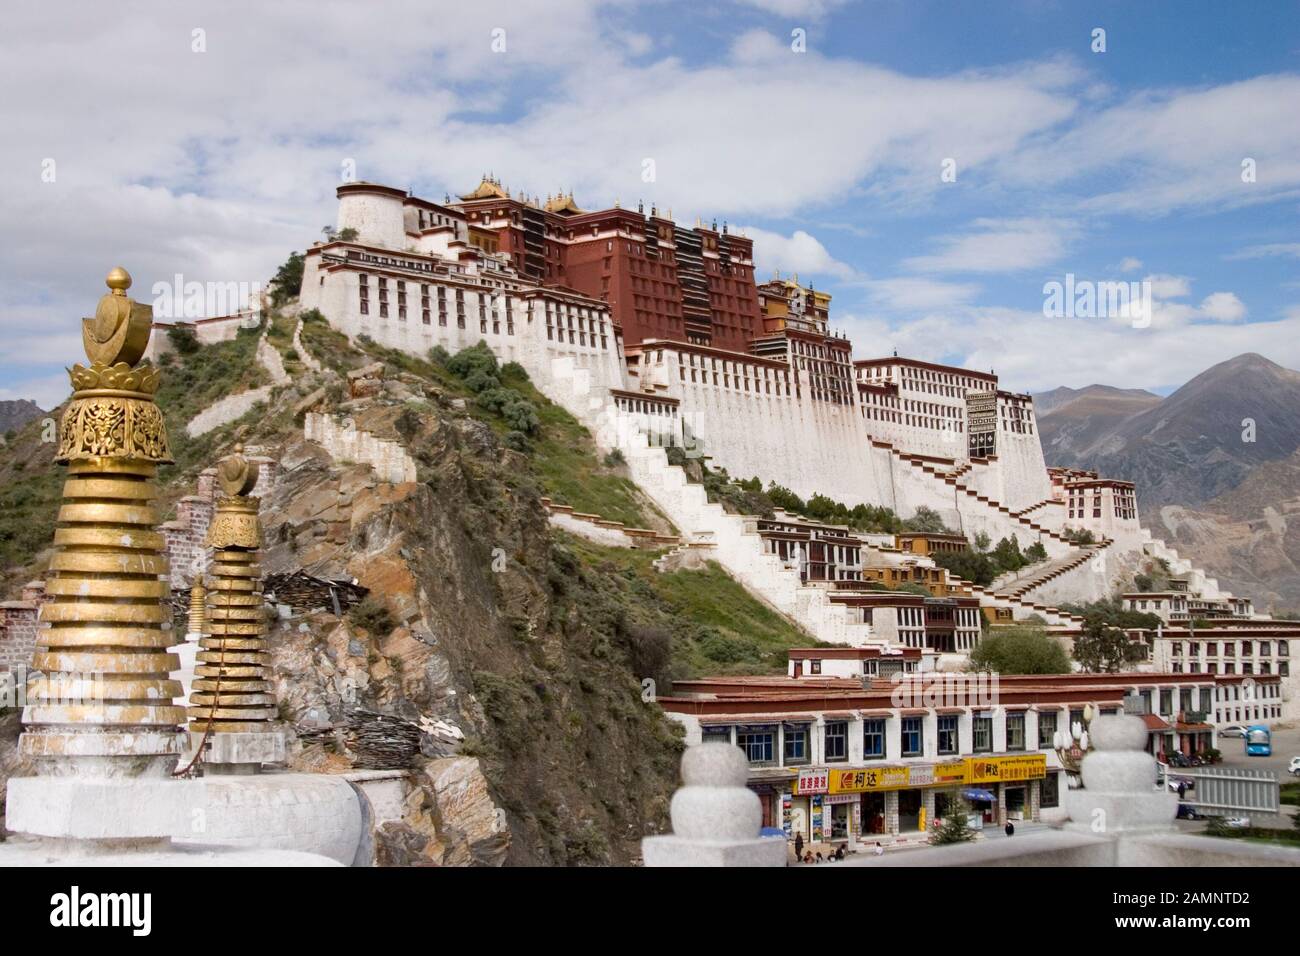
106, 266, 132, 293
216, 443, 259, 497
83, 265, 153, 367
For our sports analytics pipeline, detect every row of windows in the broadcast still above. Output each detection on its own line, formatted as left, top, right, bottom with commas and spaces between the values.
1171, 640, 1289, 657
709, 712, 1055, 768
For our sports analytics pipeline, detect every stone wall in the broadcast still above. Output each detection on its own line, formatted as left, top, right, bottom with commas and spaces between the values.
257, 333, 291, 385
185, 385, 274, 438
303, 412, 417, 484
0, 582, 46, 673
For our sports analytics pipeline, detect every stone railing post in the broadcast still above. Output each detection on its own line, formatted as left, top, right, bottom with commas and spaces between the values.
642, 743, 786, 867
1064, 712, 1177, 836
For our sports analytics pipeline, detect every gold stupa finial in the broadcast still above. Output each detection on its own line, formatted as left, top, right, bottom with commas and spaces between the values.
216, 443, 259, 497
82, 266, 153, 368
106, 266, 132, 293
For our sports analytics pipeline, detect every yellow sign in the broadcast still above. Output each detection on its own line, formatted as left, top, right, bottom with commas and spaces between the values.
935, 760, 967, 785
965, 754, 1046, 784
827, 765, 910, 794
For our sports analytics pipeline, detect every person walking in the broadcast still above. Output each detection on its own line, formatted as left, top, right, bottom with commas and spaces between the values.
794, 832, 804, 861
1004, 820, 1015, 837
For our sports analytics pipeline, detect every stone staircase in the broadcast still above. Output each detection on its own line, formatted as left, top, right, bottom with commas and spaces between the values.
543, 355, 884, 645
884, 445, 1075, 554
990, 539, 1112, 601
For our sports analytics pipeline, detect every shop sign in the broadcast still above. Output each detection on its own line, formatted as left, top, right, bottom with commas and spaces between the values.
966, 754, 1046, 784
782, 794, 792, 837
811, 795, 824, 841
935, 760, 967, 784
794, 768, 829, 795
828, 765, 909, 794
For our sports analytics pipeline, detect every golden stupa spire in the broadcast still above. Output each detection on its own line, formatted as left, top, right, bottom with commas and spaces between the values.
20, 268, 185, 777
188, 444, 276, 738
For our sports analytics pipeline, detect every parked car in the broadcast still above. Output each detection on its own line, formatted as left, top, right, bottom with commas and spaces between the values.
1221, 816, 1251, 829
1218, 725, 1247, 738
1166, 776, 1195, 793
1176, 803, 1202, 820
1288, 756, 1300, 777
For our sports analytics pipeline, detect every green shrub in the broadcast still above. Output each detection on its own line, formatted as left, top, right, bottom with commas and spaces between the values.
348, 596, 396, 636
166, 325, 200, 355
501, 397, 540, 435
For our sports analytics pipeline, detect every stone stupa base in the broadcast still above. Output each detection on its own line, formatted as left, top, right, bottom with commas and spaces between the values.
4, 772, 362, 865
642, 834, 787, 867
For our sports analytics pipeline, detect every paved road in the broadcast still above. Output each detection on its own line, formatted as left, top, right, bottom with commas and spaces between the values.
1174, 722, 1299, 830
1216, 722, 1300, 777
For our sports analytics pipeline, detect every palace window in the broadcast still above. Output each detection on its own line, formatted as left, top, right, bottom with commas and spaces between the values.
901, 717, 923, 757
862, 719, 885, 759
783, 723, 810, 766
1038, 711, 1057, 748
701, 725, 731, 745
824, 721, 848, 763
736, 727, 776, 766
937, 715, 958, 755
973, 716, 993, 753
1006, 713, 1026, 751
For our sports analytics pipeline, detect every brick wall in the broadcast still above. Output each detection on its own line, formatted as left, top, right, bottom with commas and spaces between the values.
0, 582, 46, 673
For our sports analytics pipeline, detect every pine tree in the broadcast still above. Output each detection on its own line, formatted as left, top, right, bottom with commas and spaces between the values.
930, 790, 977, 845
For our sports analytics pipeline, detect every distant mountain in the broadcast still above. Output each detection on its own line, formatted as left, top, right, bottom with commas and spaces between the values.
1036, 354, 1300, 511
1034, 385, 1163, 459
0, 400, 43, 435
1035, 353, 1300, 613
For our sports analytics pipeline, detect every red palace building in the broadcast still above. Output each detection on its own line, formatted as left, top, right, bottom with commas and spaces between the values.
450, 176, 822, 358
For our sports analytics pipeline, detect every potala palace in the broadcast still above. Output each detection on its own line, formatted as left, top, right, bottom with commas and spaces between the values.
294, 178, 1296, 717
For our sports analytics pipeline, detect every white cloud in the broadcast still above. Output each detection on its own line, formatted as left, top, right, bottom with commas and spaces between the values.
1226, 242, 1300, 260
839, 306, 1300, 394
1199, 291, 1247, 322
1119, 256, 1143, 272
741, 226, 854, 279
1004, 75, 1300, 216
733, 0, 849, 17
1145, 274, 1192, 299
855, 277, 981, 311
904, 218, 1073, 274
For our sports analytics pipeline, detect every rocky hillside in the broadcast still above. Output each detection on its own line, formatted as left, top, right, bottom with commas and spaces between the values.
0, 400, 43, 437
1, 306, 813, 864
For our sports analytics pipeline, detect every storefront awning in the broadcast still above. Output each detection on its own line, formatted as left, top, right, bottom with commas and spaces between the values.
1142, 715, 1171, 732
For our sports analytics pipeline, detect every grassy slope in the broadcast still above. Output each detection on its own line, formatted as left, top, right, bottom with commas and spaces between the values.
561, 535, 810, 680
339, 328, 662, 529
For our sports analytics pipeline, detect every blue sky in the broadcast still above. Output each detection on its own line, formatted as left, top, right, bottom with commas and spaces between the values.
2, 0, 1298, 408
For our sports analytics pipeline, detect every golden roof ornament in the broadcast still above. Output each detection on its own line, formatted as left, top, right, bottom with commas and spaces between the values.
20, 268, 185, 777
